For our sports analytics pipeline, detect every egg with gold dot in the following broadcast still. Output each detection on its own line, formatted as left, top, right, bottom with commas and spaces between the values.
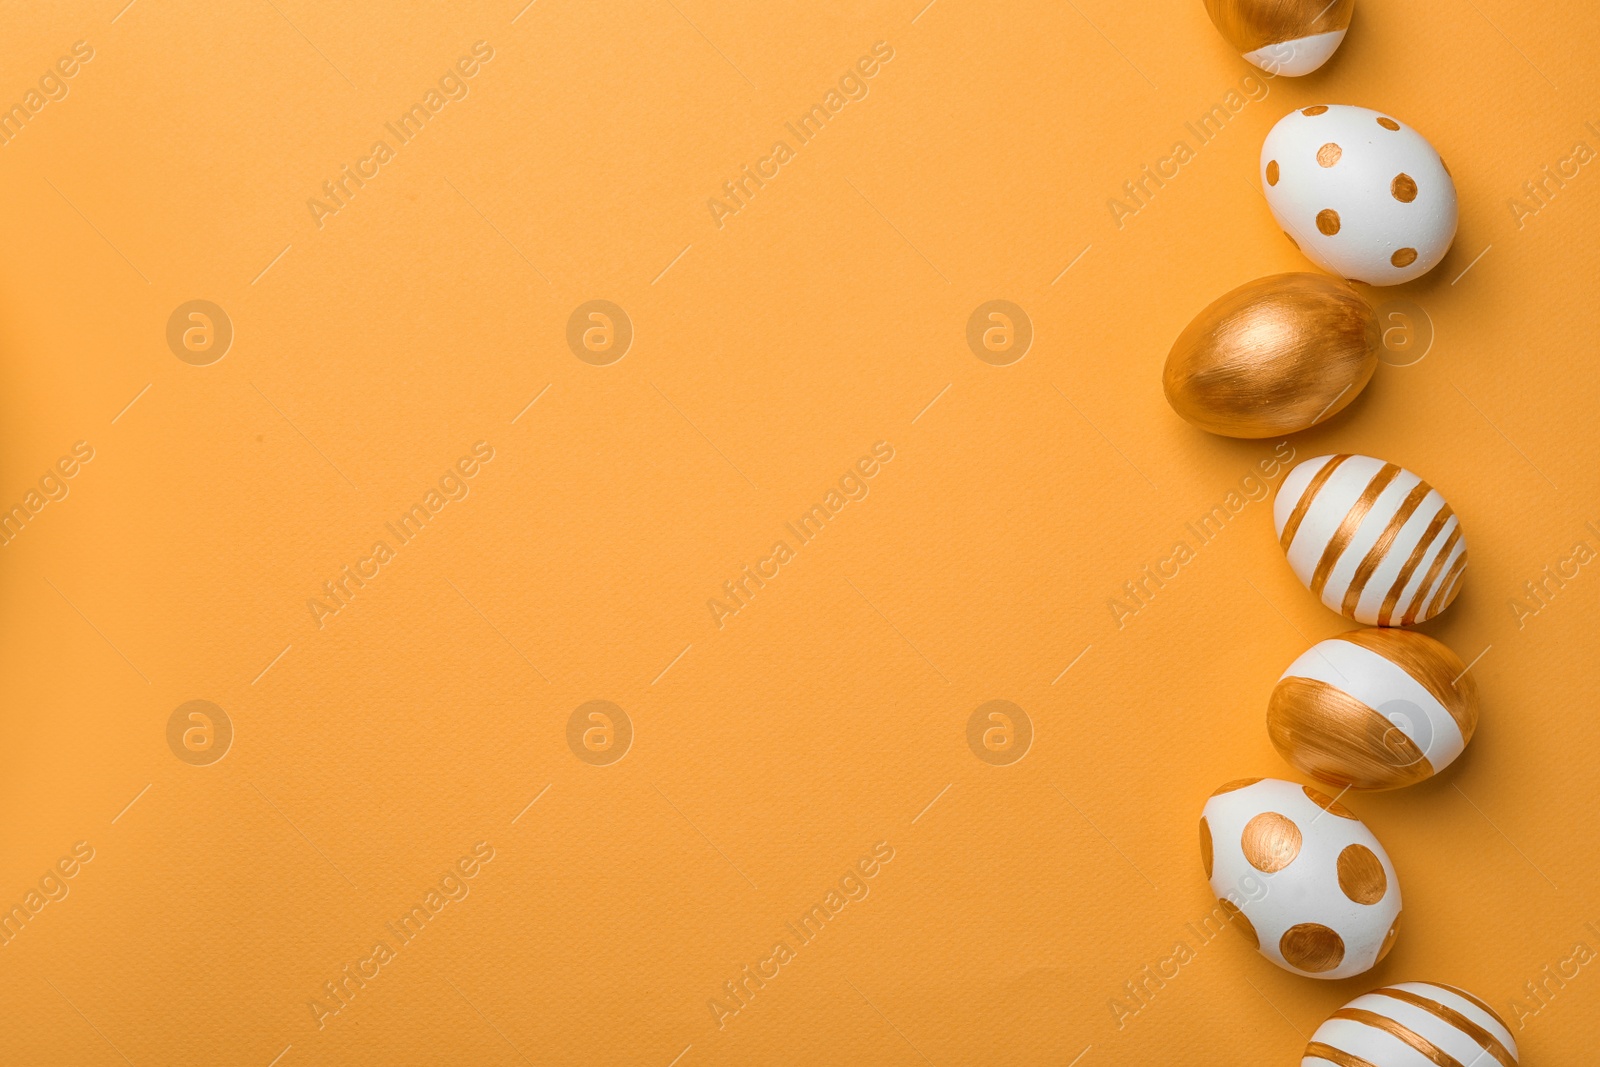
1203, 0, 1355, 76
1303, 981, 1518, 1066
1270, 628, 1480, 790
1275, 454, 1467, 625
1163, 273, 1379, 438
1262, 105, 1457, 284
1200, 777, 1401, 979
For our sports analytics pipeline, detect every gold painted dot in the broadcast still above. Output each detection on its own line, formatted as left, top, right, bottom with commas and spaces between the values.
1392, 173, 1418, 202
1241, 812, 1303, 873
1316, 209, 1341, 235
1211, 777, 1262, 797
1391, 247, 1418, 268
1376, 911, 1402, 964
1337, 844, 1387, 904
1377, 116, 1400, 131
1303, 785, 1358, 819
1317, 143, 1342, 167
1303, 105, 1329, 116
1200, 817, 1214, 879
1220, 898, 1258, 949
1266, 160, 1280, 186
1280, 923, 1345, 973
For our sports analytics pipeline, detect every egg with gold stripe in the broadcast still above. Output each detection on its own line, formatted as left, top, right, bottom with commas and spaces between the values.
1303, 981, 1518, 1066
1274, 454, 1467, 625
1163, 273, 1379, 439
1269, 629, 1479, 790
1201, 778, 1400, 979
1203, 0, 1355, 76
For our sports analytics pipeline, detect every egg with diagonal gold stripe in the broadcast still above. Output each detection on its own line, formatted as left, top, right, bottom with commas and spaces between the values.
1303, 981, 1518, 1066
1269, 629, 1480, 789
1203, 0, 1355, 76
1274, 454, 1467, 625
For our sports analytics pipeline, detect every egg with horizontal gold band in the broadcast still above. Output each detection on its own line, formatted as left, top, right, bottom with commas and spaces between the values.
1303, 981, 1517, 1066
1201, 777, 1400, 979
1203, 0, 1355, 76
1274, 454, 1467, 625
1269, 628, 1479, 790
1163, 273, 1378, 438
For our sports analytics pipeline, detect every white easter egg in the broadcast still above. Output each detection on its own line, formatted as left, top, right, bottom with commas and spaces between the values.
1201, 777, 1400, 980
1269, 628, 1480, 789
1303, 981, 1518, 1066
1274, 454, 1467, 626
1261, 105, 1458, 284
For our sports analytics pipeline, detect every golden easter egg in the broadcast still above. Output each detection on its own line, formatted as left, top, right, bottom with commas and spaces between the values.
1203, 0, 1355, 76
1163, 273, 1378, 438
1269, 628, 1480, 790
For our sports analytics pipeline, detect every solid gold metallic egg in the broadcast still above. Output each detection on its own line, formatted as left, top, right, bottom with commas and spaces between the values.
1269, 628, 1479, 789
1163, 273, 1378, 438
1203, 0, 1355, 76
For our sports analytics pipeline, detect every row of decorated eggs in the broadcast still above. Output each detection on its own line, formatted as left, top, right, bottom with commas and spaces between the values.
1190, 8, 1513, 1065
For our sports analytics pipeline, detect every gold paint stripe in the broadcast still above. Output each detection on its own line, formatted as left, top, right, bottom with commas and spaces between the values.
1332, 1008, 1465, 1067
1311, 464, 1402, 599
1342, 480, 1431, 617
1279, 454, 1352, 552
1403, 526, 1463, 626
1268, 677, 1433, 789
1423, 551, 1469, 621
1371, 988, 1516, 1067
1335, 629, 1477, 743
1303, 1042, 1380, 1067
1378, 501, 1452, 626
1436, 984, 1516, 1034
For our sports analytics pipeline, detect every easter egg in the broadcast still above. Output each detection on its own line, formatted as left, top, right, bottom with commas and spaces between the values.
1203, 0, 1354, 76
1274, 454, 1466, 625
1261, 105, 1458, 285
1163, 273, 1378, 438
1269, 628, 1479, 789
1303, 982, 1518, 1066
1201, 778, 1400, 979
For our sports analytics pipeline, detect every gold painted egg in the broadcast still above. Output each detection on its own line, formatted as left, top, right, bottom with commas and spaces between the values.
1163, 273, 1378, 438
1203, 0, 1355, 76
1274, 454, 1467, 624
1269, 629, 1479, 790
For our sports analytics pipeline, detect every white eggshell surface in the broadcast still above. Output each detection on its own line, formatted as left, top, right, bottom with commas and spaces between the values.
1262, 105, 1457, 284
1303, 981, 1518, 1066
1201, 778, 1400, 980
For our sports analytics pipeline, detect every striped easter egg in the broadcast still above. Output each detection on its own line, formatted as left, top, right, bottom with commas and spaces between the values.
1274, 455, 1466, 625
1268, 628, 1479, 789
1303, 981, 1517, 1066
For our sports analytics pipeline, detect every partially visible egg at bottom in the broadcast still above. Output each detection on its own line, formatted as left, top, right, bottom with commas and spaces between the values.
1201, 777, 1399, 979
1303, 981, 1518, 1066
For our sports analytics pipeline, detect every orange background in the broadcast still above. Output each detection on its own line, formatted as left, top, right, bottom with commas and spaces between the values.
1, 0, 1597, 1063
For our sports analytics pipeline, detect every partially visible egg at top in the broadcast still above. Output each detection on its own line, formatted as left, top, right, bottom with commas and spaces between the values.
1262, 105, 1458, 285
1203, 0, 1355, 76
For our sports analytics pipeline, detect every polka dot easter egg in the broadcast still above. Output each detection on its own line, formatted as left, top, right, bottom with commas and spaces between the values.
1201, 778, 1401, 980
1262, 105, 1458, 285
1303, 982, 1518, 1066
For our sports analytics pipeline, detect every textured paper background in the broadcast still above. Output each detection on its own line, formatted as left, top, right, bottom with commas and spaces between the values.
0, 0, 1596, 1063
